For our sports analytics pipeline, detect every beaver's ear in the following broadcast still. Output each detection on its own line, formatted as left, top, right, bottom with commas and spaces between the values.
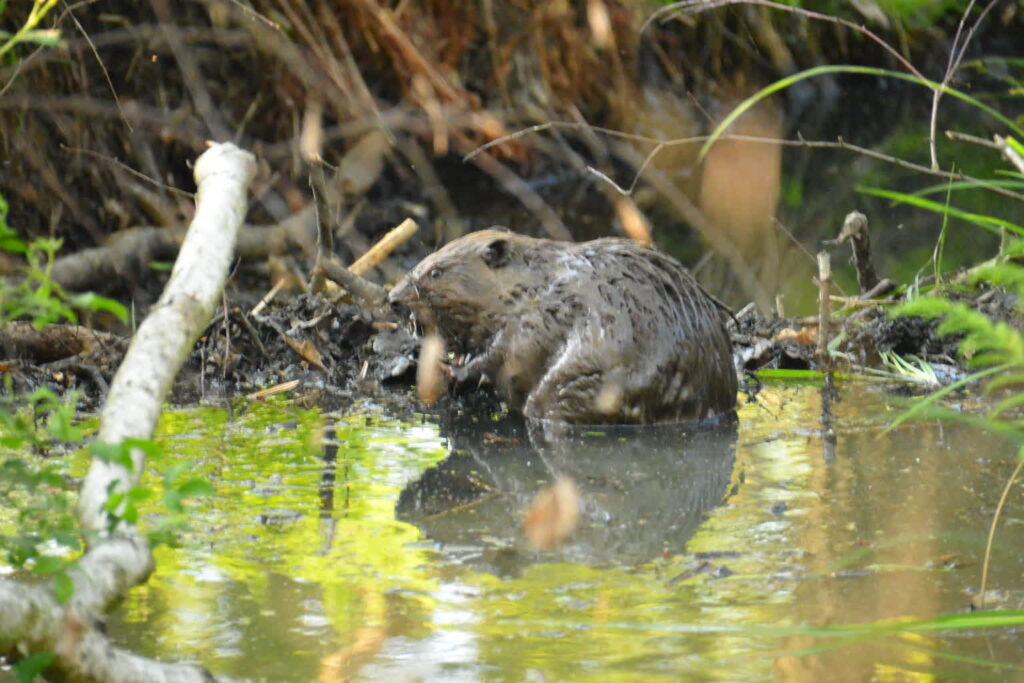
482, 237, 510, 268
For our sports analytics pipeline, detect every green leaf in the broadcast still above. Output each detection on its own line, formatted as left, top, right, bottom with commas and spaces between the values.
126, 485, 153, 503
884, 363, 1013, 432
121, 503, 138, 525
45, 406, 83, 443
32, 555, 64, 575
124, 438, 162, 460
0, 227, 27, 254
914, 179, 1024, 197
177, 478, 214, 499
163, 489, 182, 514
13, 651, 53, 683
1007, 136, 1024, 158
53, 571, 74, 604
989, 391, 1024, 419
755, 369, 826, 381
90, 440, 148, 470
104, 491, 125, 513
969, 262, 1024, 298
89, 441, 125, 464
68, 292, 128, 322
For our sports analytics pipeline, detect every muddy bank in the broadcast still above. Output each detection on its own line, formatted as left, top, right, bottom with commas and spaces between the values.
2, 232, 1017, 415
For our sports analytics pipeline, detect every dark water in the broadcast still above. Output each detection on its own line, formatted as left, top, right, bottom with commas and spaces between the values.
99, 382, 1023, 681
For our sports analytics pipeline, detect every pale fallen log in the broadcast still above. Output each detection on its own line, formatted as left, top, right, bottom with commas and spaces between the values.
0, 142, 254, 682
79, 142, 255, 533
45, 205, 318, 292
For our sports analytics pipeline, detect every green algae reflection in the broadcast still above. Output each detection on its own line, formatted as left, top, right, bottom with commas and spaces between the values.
95, 386, 1024, 682
110, 401, 449, 681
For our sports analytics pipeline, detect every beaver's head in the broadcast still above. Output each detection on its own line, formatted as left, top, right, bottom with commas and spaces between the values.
389, 229, 539, 352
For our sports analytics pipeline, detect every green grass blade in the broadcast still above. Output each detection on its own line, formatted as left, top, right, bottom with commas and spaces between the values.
700, 65, 1024, 160
914, 179, 1024, 196
884, 363, 1013, 433
858, 187, 1024, 236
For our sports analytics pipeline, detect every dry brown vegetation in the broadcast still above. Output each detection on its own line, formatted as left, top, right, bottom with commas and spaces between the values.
1, 1, 1014, 307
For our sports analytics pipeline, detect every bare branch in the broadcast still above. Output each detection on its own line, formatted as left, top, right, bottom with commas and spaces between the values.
928, 0, 1000, 170
643, 0, 925, 80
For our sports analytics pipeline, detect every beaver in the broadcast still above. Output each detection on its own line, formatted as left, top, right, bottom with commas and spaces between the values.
388, 229, 737, 423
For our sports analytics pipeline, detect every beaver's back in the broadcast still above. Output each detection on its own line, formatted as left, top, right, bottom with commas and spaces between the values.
524, 238, 736, 422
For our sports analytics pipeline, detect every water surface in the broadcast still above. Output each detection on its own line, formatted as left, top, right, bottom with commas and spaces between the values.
105, 382, 1024, 681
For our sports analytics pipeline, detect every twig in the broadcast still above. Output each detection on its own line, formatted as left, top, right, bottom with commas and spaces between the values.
149, 0, 232, 139
234, 308, 269, 359
833, 211, 879, 294
0, 142, 255, 682
349, 217, 418, 276
79, 142, 256, 533
948, 130, 1024, 176
63, 1, 132, 132
250, 279, 284, 317
994, 135, 1024, 176
945, 129, 1001, 150
829, 294, 898, 307
311, 217, 417, 310
463, 120, 659, 163
60, 144, 194, 198
315, 257, 387, 310
247, 379, 301, 400
928, 0, 1000, 170
308, 165, 330, 295
467, 122, 1024, 203
459, 139, 572, 241
978, 456, 1024, 610
816, 251, 831, 365
643, 0, 925, 81
224, 0, 281, 29
858, 278, 898, 301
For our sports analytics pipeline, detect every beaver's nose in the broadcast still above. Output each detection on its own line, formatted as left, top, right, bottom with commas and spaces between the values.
388, 277, 415, 306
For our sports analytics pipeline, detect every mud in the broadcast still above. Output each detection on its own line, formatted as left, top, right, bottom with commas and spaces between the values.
3, 256, 1017, 418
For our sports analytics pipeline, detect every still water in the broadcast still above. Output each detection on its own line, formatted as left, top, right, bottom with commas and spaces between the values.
105, 382, 1024, 681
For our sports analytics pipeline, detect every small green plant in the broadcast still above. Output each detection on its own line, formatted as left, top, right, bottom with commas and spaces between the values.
886, 241, 1024, 441
0, 388, 85, 601
0, 0, 62, 61
1, 392, 214, 593
0, 233, 129, 328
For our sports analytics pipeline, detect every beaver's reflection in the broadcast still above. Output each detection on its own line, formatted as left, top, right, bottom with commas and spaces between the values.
396, 413, 738, 575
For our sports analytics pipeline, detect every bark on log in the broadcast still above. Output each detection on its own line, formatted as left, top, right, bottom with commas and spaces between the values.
0, 321, 125, 363
0, 142, 254, 683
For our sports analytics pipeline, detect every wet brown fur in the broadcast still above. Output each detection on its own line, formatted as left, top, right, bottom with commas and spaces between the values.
389, 229, 737, 423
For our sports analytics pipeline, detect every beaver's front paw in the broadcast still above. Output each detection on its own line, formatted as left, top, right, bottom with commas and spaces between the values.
449, 354, 494, 387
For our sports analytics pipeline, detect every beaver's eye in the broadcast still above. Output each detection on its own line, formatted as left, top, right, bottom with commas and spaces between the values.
429, 267, 443, 279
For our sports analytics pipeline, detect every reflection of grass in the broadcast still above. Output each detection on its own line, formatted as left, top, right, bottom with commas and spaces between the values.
762, 610, 1024, 657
